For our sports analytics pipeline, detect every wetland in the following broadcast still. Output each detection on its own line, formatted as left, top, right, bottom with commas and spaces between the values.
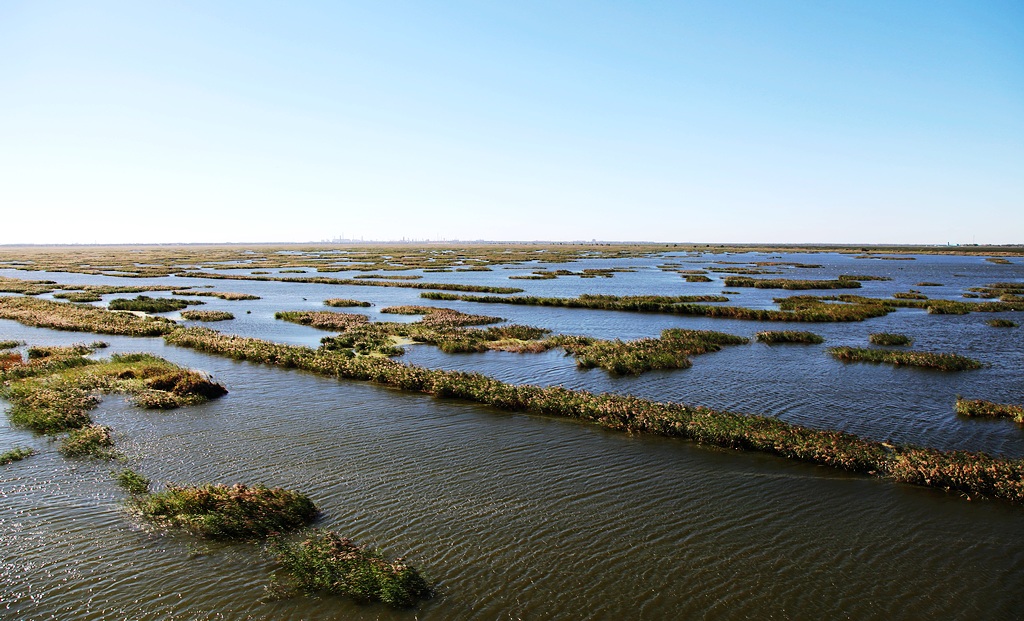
1, 243, 1023, 620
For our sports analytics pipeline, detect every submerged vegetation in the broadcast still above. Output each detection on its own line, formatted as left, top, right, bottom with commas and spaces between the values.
828, 347, 982, 371
269, 529, 432, 608
868, 333, 913, 346
755, 331, 825, 344
128, 483, 318, 540
955, 398, 1024, 423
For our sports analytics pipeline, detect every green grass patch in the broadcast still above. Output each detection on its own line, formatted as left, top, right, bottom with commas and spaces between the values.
180, 310, 235, 322
0, 297, 177, 336
987, 319, 1019, 328
59, 424, 119, 459
0, 446, 35, 465
0, 340, 23, 350
109, 295, 195, 313
324, 298, 372, 308
128, 483, 318, 540
828, 347, 981, 371
554, 329, 748, 375
114, 468, 151, 494
269, 529, 432, 608
162, 327, 1024, 505
868, 333, 913, 346
755, 330, 824, 344
955, 398, 1024, 423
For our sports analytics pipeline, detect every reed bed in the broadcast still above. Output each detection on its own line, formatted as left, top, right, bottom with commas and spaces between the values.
180, 310, 235, 322
172, 291, 261, 301
423, 292, 889, 322
987, 319, 1019, 328
114, 468, 151, 494
0, 298, 179, 337
553, 329, 748, 375
723, 277, 862, 290
755, 331, 825, 344
868, 333, 913, 346
275, 311, 370, 331
380, 306, 503, 328
893, 292, 928, 300
828, 347, 982, 371
128, 483, 318, 540
109, 295, 195, 313
59, 423, 119, 459
955, 398, 1024, 423
0, 340, 22, 350
269, 529, 432, 608
324, 298, 372, 307
835, 294, 1024, 315
1, 350, 227, 433
177, 272, 524, 294
684, 275, 713, 282
162, 327, 1024, 505
0, 447, 34, 465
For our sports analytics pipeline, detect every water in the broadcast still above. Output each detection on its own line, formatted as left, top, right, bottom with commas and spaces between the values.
2, 251, 1023, 619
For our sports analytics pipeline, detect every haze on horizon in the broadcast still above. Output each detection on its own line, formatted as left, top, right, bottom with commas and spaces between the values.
1, 1, 1021, 246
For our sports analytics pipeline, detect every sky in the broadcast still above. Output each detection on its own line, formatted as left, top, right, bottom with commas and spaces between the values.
1, 1, 1022, 245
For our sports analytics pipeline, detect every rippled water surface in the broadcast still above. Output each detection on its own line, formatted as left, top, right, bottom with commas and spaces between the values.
2, 251, 1023, 620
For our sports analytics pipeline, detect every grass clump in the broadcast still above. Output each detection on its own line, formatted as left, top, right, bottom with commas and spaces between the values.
181, 310, 235, 322
324, 298, 372, 308
893, 292, 928, 300
987, 319, 1019, 328
723, 277, 862, 290
1, 446, 35, 465
555, 329, 748, 375
275, 311, 370, 331
828, 347, 982, 371
955, 398, 1024, 423
868, 333, 913, 346
128, 483, 319, 540
59, 424, 119, 459
163, 327, 1024, 505
0, 340, 23, 350
755, 331, 825, 344
173, 290, 261, 301
114, 468, 151, 494
109, 295, 195, 313
269, 529, 432, 608
0, 297, 177, 336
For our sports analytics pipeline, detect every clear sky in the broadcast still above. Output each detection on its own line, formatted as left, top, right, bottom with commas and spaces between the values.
1, 1, 1021, 245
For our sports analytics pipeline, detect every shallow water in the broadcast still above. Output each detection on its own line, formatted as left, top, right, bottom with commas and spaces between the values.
2, 251, 1023, 619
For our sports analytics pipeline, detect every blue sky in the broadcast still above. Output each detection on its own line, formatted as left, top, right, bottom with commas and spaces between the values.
1, 1, 1021, 245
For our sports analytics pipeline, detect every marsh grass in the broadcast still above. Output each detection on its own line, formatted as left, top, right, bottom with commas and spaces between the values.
0, 297, 178, 336
828, 347, 981, 371
109, 295, 196, 313
755, 331, 825, 344
59, 424, 119, 459
554, 329, 748, 375
162, 327, 1024, 505
128, 483, 318, 540
723, 277, 862, 290
424, 292, 889, 322
269, 529, 432, 608
868, 333, 913, 346
180, 310, 235, 322
0, 340, 24, 350
114, 468, 151, 494
0, 446, 35, 465
173, 291, 261, 301
955, 398, 1024, 423
987, 319, 1019, 328
324, 299, 372, 308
